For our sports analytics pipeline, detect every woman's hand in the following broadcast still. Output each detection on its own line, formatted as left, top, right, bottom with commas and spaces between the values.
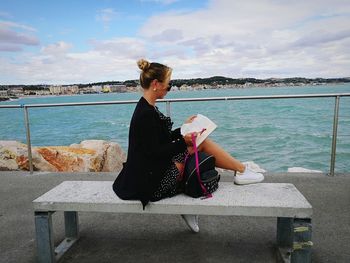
184, 115, 197, 124
183, 132, 198, 146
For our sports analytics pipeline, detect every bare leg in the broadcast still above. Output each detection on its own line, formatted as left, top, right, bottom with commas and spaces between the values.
197, 138, 245, 173
175, 138, 245, 173
178, 138, 263, 186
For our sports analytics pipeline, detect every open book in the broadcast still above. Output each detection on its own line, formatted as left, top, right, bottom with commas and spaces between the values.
180, 114, 217, 146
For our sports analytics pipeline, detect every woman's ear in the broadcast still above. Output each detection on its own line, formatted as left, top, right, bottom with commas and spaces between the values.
151, 79, 158, 91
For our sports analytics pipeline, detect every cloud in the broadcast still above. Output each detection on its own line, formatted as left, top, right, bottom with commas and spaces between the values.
0, 20, 39, 52
96, 8, 119, 31
0, 28, 39, 45
291, 29, 350, 48
0, 20, 37, 31
90, 37, 147, 59
0, 38, 146, 84
2, 0, 350, 84
151, 29, 183, 42
0, 44, 22, 52
140, 0, 180, 5
139, 0, 350, 78
41, 41, 72, 55
0, 12, 12, 19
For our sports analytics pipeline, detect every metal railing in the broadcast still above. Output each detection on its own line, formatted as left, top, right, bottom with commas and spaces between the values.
1, 93, 350, 175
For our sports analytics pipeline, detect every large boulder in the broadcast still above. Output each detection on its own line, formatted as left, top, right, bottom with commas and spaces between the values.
0, 141, 29, 171
0, 140, 126, 172
69, 140, 126, 172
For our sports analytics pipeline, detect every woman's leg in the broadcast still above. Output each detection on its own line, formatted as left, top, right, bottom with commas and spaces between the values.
175, 162, 199, 233
181, 138, 263, 186
197, 138, 245, 173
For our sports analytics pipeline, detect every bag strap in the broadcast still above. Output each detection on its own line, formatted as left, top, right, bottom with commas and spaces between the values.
192, 133, 212, 199
177, 152, 189, 182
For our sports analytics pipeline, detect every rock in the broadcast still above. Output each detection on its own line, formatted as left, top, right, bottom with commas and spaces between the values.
0, 140, 126, 172
70, 140, 126, 172
36, 146, 95, 172
0, 141, 27, 171
102, 141, 126, 172
0, 148, 18, 170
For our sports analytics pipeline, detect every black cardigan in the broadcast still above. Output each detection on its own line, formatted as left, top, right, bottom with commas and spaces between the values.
113, 97, 187, 208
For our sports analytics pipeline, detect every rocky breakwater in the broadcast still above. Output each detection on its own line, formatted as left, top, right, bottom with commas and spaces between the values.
0, 140, 126, 172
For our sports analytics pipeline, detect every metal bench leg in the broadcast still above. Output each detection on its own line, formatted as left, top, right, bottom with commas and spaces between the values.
55, 211, 80, 261
64, 211, 79, 239
35, 211, 56, 263
277, 217, 313, 263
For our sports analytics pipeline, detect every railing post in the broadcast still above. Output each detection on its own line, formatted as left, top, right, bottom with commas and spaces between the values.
24, 106, 34, 174
166, 101, 171, 117
329, 96, 340, 176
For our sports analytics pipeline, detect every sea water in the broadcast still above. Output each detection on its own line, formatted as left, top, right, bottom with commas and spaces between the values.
1, 84, 349, 173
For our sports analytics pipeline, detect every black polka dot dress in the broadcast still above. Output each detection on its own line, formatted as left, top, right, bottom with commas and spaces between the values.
151, 107, 188, 201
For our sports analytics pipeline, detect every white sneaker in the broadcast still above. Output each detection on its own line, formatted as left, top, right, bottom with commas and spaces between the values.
234, 165, 264, 185
181, 215, 199, 233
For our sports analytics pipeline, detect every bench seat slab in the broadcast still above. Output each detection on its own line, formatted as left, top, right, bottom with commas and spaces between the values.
33, 181, 312, 218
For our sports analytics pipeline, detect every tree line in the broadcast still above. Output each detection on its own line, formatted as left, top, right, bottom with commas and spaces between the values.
1, 76, 349, 90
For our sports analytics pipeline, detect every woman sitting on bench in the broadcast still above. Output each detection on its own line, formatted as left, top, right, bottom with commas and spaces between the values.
113, 59, 264, 233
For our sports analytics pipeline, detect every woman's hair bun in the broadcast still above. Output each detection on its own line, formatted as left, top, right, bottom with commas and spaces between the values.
137, 59, 150, 71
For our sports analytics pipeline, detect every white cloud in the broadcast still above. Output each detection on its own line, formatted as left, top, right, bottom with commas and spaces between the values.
140, 0, 180, 5
41, 41, 72, 55
0, 43, 22, 52
151, 29, 183, 42
1, 0, 350, 84
96, 8, 119, 31
0, 20, 37, 31
90, 37, 147, 59
139, 0, 350, 78
0, 38, 146, 84
0, 21, 39, 52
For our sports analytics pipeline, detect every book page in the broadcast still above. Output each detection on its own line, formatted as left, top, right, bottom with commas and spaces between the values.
180, 114, 217, 146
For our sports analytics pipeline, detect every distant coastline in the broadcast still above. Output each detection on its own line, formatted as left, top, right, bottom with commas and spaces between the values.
1, 76, 349, 101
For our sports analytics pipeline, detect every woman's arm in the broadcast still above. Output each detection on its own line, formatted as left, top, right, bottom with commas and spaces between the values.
137, 111, 187, 159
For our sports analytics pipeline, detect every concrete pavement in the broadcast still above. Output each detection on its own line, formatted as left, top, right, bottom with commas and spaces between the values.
0, 171, 349, 263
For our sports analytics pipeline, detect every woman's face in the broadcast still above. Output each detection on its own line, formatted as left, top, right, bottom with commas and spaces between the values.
156, 76, 171, 99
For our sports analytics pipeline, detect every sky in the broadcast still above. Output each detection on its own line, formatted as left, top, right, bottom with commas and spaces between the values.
0, 0, 350, 85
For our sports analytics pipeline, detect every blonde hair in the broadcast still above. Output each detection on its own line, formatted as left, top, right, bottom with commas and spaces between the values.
137, 59, 172, 89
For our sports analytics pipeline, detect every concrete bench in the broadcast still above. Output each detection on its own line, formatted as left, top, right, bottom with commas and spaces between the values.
33, 181, 313, 263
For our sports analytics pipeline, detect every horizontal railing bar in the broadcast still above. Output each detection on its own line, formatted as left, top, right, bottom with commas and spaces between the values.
21, 100, 140, 108
158, 93, 350, 103
0, 105, 23, 109
0, 93, 350, 108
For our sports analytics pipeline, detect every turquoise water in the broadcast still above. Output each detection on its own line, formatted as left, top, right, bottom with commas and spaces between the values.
1, 84, 350, 173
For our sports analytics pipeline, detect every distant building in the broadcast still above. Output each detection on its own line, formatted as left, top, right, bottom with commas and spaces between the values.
102, 84, 127, 93
7, 88, 24, 96
102, 85, 111, 93
49, 85, 79, 95
91, 85, 102, 93
112, 84, 127, 92
0, 90, 7, 97
35, 89, 51, 96
49, 86, 63, 95
64, 85, 79, 94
